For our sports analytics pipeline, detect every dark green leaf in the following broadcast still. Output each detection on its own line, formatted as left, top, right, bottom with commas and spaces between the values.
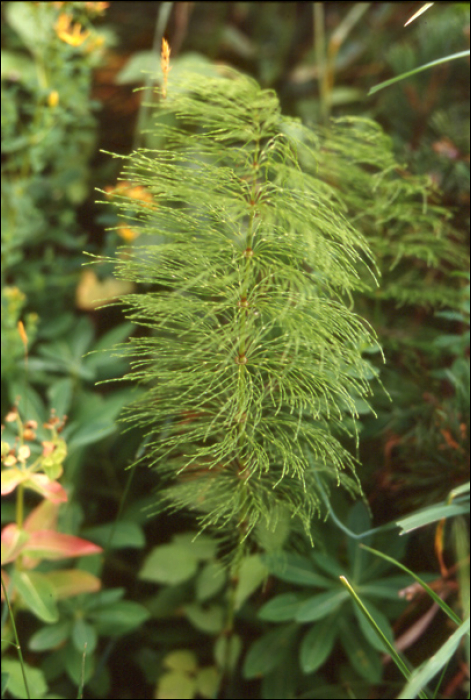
262, 552, 332, 587
243, 625, 298, 679
259, 592, 310, 621
299, 615, 339, 673
91, 600, 150, 636
296, 589, 349, 623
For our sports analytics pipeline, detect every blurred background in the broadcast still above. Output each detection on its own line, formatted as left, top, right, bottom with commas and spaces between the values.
1, 2, 469, 698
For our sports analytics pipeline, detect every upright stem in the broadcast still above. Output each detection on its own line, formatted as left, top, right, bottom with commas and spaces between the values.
314, 2, 329, 125
236, 130, 261, 472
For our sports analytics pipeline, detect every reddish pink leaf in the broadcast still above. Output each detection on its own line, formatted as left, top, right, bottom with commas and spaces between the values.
1, 524, 30, 565
24, 500, 59, 533
23, 530, 102, 560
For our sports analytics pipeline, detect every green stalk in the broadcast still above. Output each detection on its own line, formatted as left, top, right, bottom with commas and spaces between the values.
314, 2, 329, 125
340, 576, 430, 700
1, 573, 31, 700
236, 133, 261, 476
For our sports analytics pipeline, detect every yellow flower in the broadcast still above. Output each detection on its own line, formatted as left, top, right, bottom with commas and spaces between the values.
48, 90, 59, 108
55, 13, 90, 47
105, 181, 154, 208
117, 225, 140, 242
17, 321, 28, 348
161, 38, 171, 99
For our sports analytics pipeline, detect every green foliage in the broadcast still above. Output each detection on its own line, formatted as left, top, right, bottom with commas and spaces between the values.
0, 5, 149, 698
134, 529, 270, 697
343, 507, 470, 700
1, 406, 150, 699
1, 0, 119, 419
1, 3, 468, 698
369, 278, 469, 512
310, 119, 467, 310
99, 66, 387, 545
244, 503, 412, 688
1, 1, 103, 290
1, 286, 38, 382
377, 2, 470, 208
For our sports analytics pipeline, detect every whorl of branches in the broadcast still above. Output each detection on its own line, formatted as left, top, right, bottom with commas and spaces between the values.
97, 59, 389, 547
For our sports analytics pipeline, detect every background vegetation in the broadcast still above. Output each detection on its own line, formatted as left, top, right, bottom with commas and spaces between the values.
1, 2, 469, 699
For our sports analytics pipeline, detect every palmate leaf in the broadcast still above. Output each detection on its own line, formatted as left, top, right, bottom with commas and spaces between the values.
101, 68, 383, 544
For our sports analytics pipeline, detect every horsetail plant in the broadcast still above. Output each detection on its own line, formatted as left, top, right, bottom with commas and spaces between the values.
96, 42, 383, 555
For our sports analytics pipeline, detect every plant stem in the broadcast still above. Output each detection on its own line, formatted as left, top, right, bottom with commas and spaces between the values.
314, 2, 329, 125
1, 574, 31, 699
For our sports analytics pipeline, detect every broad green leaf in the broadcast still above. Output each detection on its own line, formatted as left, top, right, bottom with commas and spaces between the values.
66, 392, 130, 450
172, 532, 218, 560
146, 582, 191, 619
35, 341, 93, 380
68, 316, 95, 359
340, 620, 382, 682
183, 603, 224, 634
45, 569, 101, 599
310, 551, 345, 578
356, 574, 417, 601
12, 570, 58, 622
47, 377, 74, 418
82, 521, 145, 549
234, 554, 268, 610
243, 624, 298, 679
5, 1, 53, 51
91, 600, 150, 636
261, 645, 298, 699
261, 552, 332, 587
259, 592, 309, 621
195, 666, 219, 698
29, 621, 71, 651
66, 419, 117, 450
1, 659, 47, 700
8, 381, 46, 425
156, 671, 196, 700
1, 49, 36, 84
81, 586, 125, 611
196, 560, 226, 602
1, 670, 9, 697
164, 650, 197, 673
255, 505, 290, 552
296, 589, 348, 623
139, 544, 198, 584
64, 642, 95, 686
353, 599, 395, 652
300, 615, 339, 673
72, 617, 97, 655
